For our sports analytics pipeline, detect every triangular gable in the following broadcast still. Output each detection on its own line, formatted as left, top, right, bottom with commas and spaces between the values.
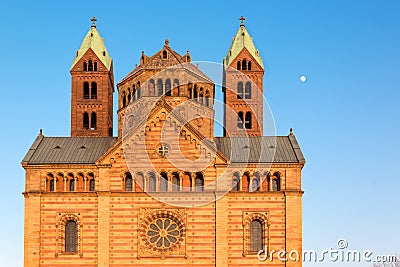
97, 98, 229, 166
70, 48, 111, 73
140, 45, 184, 70
228, 46, 264, 72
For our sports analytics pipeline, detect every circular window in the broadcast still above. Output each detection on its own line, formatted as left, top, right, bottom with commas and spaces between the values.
155, 143, 170, 157
140, 211, 185, 252
147, 218, 180, 249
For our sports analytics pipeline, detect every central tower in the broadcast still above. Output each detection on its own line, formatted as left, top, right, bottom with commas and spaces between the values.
223, 17, 264, 137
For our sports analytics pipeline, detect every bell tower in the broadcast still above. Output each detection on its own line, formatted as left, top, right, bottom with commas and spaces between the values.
70, 17, 114, 137
223, 17, 264, 137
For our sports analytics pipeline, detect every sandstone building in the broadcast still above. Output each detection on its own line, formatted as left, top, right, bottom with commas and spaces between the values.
22, 17, 305, 267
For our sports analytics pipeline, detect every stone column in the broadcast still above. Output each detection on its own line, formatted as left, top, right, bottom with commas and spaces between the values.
168, 173, 172, 192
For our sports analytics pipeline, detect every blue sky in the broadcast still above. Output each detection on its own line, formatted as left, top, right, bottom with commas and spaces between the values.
1, 0, 399, 266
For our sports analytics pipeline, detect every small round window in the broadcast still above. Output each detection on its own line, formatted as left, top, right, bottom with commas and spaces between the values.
156, 143, 170, 157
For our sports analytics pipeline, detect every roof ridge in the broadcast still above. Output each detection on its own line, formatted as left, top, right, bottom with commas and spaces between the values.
287, 133, 306, 163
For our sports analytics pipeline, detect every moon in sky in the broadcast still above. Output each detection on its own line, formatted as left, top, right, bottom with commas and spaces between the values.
300, 75, 307, 83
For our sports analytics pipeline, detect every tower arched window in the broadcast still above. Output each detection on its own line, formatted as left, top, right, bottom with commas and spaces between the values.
248, 61, 252, 70
163, 50, 167, 59
127, 88, 131, 103
252, 173, 260, 192
125, 172, 133, 191
174, 79, 180, 96
88, 60, 93, 71
205, 90, 210, 106
89, 178, 95, 191
132, 88, 136, 102
69, 179, 75, 192
148, 172, 156, 192
194, 85, 198, 100
94, 62, 97, 71
242, 59, 247, 71
195, 172, 204, 191
165, 79, 171, 96
157, 79, 163, 96
122, 91, 126, 107
172, 172, 180, 192
49, 178, 55, 192
199, 93, 204, 104
91, 112, 97, 130
83, 82, 89, 99
237, 112, 244, 129
83, 112, 89, 129
245, 112, 252, 129
65, 220, 77, 253
83, 62, 87, 71
160, 172, 168, 192
249, 220, 263, 252
237, 61, 241, 70
245, 82, 252, 99
188, 83, 193, 98
232, 172, 240, 192
137, 88, 141, 99
272, 173, 281, 191
237, 82, 244, 99
91, 82, 97, 99
148, 79, 155, 95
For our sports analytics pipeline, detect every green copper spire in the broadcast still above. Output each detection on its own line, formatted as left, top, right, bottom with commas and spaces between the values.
223, 17, 264, 68
71, 17, 112, 70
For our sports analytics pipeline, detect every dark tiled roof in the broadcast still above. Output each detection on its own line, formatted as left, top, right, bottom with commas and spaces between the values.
22, 134, 304, 165
214, 135, 305, 163
22, 135, 118, 165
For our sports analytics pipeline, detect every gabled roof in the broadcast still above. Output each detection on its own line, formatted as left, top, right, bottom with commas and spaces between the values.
214, 135, 305, 164
22, 135, 118, 165
223, 23, 264, 68
71, 24, 112, 70
118, 40, 192, 85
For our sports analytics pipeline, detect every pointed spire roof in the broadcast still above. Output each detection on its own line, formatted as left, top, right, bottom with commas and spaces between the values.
223, 17, 264, 69
71, 18, 112, 70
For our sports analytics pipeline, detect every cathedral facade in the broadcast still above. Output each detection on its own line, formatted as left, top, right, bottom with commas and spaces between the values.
22, 18, 305, 266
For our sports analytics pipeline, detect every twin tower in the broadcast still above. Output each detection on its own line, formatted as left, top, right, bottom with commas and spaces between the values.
70, 17, 265, 138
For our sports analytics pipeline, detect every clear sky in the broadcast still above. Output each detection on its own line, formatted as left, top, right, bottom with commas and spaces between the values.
1, 0, 399, 266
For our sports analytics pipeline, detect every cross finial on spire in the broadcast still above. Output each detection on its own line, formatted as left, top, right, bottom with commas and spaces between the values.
91, 17, 97, 27
239, 16, 246, 26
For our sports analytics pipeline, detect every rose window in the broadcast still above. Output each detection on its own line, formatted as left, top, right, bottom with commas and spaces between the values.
140, 211, 185, 253
147, 218, 180, 249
